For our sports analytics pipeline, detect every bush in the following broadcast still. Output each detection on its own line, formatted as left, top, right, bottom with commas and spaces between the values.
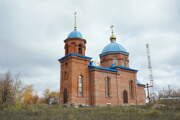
6, 102, 25, 111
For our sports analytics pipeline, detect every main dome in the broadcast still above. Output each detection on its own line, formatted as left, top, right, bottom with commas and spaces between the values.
100, 41, 129, 56
67, 30, 83, 39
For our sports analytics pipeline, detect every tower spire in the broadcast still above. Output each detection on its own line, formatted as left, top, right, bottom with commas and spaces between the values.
74, 12, 77, 30
110, 25, 116, 42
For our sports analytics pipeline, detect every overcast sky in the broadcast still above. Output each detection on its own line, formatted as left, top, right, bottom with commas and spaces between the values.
0, 0, 180, 94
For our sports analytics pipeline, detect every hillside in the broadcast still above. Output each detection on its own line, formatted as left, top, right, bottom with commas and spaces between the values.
0, 101, 180, 120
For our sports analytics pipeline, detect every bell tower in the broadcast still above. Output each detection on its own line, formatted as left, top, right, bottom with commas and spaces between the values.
59, 12, 91, 105
64, 34, 86, 56
64, 12, 86, 56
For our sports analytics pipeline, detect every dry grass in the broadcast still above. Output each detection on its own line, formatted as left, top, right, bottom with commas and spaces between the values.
0, 101, 180, 120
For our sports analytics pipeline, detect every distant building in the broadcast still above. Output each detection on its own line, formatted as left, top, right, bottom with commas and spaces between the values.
58, 18, 145, 106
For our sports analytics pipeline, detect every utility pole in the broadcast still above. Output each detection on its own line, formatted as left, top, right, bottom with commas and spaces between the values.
146, 83, 151, 102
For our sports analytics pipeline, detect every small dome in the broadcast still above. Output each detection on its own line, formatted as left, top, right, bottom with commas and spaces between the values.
100, 41, 129, 56
67, 30, 83, 39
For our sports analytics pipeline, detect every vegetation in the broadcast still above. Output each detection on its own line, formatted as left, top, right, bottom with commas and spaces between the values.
0, 72, 59, 105
0, 71, 180, 120
0, 72, 22, 104
158, 87, 180, 100
0, 103, 180, 120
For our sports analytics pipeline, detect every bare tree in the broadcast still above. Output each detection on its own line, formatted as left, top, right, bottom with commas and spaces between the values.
0, 72, 23, 104
158, 86, 180, 99
0, 72, 14, 104
13, 73, 23, 102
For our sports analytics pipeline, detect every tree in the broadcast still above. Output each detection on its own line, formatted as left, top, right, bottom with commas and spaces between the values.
43, 89, 59, 104
48, 91, 59, 104
32, 93, 39, 104
21, 85, 39, 104
43, 89, 50, 104
13, 73, 23, 102
158, 86, 180, 99
0, 72, 17, 104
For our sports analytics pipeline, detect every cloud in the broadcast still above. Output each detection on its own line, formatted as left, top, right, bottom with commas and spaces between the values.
0, 0, 180, 94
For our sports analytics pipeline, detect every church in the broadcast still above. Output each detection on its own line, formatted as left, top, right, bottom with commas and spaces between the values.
58, 15, 146, 106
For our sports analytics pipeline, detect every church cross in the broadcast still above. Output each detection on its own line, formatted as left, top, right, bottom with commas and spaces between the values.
110, 25, 114, 35
74, 12, 77, 30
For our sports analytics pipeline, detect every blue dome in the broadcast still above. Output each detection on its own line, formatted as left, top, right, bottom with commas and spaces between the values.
67, 30, 83, 39
100, 41, 129, 56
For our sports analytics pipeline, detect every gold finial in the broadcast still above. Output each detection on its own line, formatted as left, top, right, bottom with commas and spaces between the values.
110, 25, 116, 42
74, 12, 77, 30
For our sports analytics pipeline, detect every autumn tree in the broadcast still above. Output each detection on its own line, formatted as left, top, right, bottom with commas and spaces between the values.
48, 91, 59, 104
21, 85, 39, 104
43, 89, 50, 104
32, 93, 39, 104
43, 89, 59, 104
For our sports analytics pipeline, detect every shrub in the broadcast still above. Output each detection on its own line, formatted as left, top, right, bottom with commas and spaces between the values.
7, 102, 25, 111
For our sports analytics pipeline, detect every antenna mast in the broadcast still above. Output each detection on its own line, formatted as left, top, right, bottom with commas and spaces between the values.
146, 43, 154, 102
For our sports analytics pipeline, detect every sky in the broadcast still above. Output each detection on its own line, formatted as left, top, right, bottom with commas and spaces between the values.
0, 0, 180, 94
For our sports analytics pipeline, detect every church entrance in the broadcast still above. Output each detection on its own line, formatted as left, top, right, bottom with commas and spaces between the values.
123, 90, 128, 104
63, 88, 68, 104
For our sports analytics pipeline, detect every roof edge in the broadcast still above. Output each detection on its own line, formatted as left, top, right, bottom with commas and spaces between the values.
109, 64, 138, 72
89, 65, 118, 72
59, 53, 92, 62
100, 51, 129, 57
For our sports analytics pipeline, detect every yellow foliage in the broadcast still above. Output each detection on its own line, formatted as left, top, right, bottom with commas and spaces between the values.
21, 85, 38, 104
43, 89, 59, 104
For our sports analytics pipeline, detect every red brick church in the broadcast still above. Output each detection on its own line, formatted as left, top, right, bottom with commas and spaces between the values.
58, 18, 145, 106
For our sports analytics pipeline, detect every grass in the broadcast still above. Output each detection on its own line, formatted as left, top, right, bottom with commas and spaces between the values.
0, 102, 180, 120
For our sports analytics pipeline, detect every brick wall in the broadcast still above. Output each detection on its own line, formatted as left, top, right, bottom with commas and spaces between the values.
64, 38, 86, 56
100, 53, 129, 68
60, 56, 90, 105
89, 68, 145, 106
59, 37, 145, 106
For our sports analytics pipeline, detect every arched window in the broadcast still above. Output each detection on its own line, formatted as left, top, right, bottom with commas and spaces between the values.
78, 44, 83, 54
122, 56, 126, 66
78, 75, 83, 96
71, 42, 76, 53
105, 77, 111, 97
129, 80, 134, 99
112, 56, 118, 65
64, 71, 68, 80
123, 90, 128, 104
65, 44, 68, 55
65, 62, 68, 67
